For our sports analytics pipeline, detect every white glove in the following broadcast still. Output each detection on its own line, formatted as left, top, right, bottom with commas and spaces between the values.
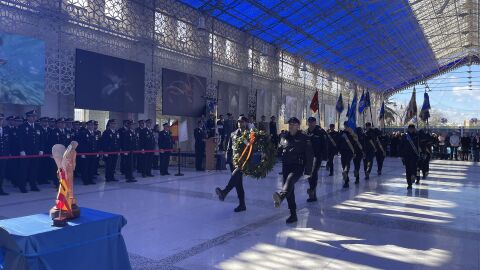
81, 155, 86, 158
96, 154, 99, 158
141, 149, 145, 154
123, 153, 128, 156
39, 151, 43, 155
20, 151, 26, 156
104, 154, 109, 157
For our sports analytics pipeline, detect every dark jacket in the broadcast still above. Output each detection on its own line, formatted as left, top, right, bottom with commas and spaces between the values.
279, 131, 313, 167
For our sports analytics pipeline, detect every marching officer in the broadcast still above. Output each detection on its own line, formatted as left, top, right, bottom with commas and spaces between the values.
0, 114, 10, 195
101, 119, 121, 182
363, 122, 376, 180
215, 116, 249, 212
120, 120, 137, 182
272, 117, 313, 223
374, 128, 387, 175
17, 110, 42, 193
400, 124, 420, 189
418, 129, 434, 181
158, 122, 173, 175
325, 124, 338, 176
194, 120, 206, 171
139, 119, 155, 177
352, 127, 365, 184
77, 120, 98, 185
338, 121, 356, 188
47, 118, 68, 187
305, 117, 326, 202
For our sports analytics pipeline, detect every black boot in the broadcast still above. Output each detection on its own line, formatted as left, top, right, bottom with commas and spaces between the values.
306, 188, 317, 202
0, 187, 8, 196
234, 204, 246, 212
215, 187, 226, 201
365, 173, 370, 180
273, 192, 285, 208
377, 171, 382, 176
286, 210, 298, 224
354, 172, 359, 184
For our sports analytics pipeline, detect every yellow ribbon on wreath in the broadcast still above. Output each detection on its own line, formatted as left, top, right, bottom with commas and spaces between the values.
238, 131, 256, 169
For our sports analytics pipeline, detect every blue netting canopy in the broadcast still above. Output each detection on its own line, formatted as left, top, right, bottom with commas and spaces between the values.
179, 0, 479, 94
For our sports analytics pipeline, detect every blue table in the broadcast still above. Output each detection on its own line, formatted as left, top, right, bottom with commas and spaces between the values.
0, 208, 131, 270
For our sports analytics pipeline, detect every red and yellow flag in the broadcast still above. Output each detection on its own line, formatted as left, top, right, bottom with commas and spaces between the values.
56, 169, 72, 213
170, 120, 179, 141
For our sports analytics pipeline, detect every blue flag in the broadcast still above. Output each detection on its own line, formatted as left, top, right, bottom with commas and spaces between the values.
336, 93, 344, 113
379, 101, 385, 120
358, 90, 367, 113
419, 92, 431, 121
347, 92, 358, 130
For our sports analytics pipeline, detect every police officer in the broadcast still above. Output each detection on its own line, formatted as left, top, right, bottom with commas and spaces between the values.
93, 121, 101, 177
102, 119, 121, 182
374, 128, 387, 175
65, 118, 74, 144
118, 120, 128, 175
18, 110, 42, 192
0, 114, 10, 195
215, 116, 249, 212
325, 124, 338, 176
400, 124, 420, 189
139, 119, 155, 177
38, 117, 50, 185
363, 123, 376, 180
305, 117, 326, 202
47, 118, 68, 187
158, 123, 173, 175
273, 117, 313, 223
418, 129, 434, 181
217, 115, 225, 151
120, 120, 137, 182
136, 120, 145, 174
338, 121, 356, 188
194, 120, 206, 171
353, 127, 366, 184
77, 120, 98, 185
4, 116, 16, 186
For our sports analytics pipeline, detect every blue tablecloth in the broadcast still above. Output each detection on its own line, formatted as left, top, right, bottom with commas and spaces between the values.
0, 208, 131, 270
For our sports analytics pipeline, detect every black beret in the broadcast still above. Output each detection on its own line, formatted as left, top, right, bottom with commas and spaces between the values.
307, 117, 316, 123
288, 117, 300, 124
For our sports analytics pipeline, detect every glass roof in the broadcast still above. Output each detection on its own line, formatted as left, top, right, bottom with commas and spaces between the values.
179, 0, 479, 94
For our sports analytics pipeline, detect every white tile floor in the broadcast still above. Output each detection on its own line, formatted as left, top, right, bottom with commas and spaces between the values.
1, 157, 479, 270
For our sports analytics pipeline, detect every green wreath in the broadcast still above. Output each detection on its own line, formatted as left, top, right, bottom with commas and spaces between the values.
233, 129, 276, 179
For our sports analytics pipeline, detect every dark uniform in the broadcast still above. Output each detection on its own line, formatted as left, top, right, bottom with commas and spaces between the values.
400, 125, 420, 189
5, 116, 19, 186
305, 118, 326, 202
117, 121, 128, 175
139, 121, 155, 177
135, 121, 145, 174
158, 124, 173, 175
101, 122, 121, 182
38, 117, 51, 184
93, 121, 101, 177
363, 125, 377, 179
77, 121, 98, 185
46, 118, 68, 186
374, 128, 387, 175
120, 121, 137, 182
17, 110, 43, 192
194, 125, 206, 171
325, 126, 339, 176
418, 129, 434, 180
0, 114, 10, 195
273, 117, 313, 223
352, 127, 365, 184
269, 118, 278, 146
217, 118, 225, 151
338, 124, 356, 188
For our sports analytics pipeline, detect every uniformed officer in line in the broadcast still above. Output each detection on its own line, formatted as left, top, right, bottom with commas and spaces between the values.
37, 117, 51, 185
215, 116, 249, 212
135, 120, 145, 174
93, 121, 101, 177
17, 110, 43, 193
338, 121, 356, 188
418, 129, 434, 181
117, 120, 128, 175
4, 116, 17, 185
363, 122, 376, 180
48, 118, 56, 130
353, 127, 366, 184
72, 120, 82, 176
77, 120, 98, 185
158, 122, 173, 175
65, 118, 75, 144
194, 120, 206, 171
272, 117, 313, 223
374, 128, 387, 175
217, 115, 225, 151
400, 124, 420, 190
101, 119, 121, 182
139, 119, 155, 177
305, 117, 326, 202
325, 124, 338, 176
120, 120, 137, 182
47, 118, 68, 187
0, 114, 10, 195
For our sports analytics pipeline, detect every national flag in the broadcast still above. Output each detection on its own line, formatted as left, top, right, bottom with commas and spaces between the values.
310, 91, 319, 113
55, 169, 72, 212
404, 87, 418, 124
419, 92, 431, 122
358, 90, 367, 113
170, 120, 179, 141
379, 101, 385, 120
347, 91, 358, 130
335, 93, 344, 113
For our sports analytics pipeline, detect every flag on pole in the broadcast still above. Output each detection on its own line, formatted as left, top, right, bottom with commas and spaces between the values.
419, 92, 431, 122
358, 90, 367, 113
310, 91, 319, 113
347, 91, 358, 130
335, 93, 344, 113
379, 101, 385, 120
404, 87, 418, 124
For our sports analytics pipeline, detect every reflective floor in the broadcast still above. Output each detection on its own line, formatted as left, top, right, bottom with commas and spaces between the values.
1, 157, 479, 270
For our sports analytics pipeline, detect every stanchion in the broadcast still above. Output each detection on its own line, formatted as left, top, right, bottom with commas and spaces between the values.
175, 148, 184, 176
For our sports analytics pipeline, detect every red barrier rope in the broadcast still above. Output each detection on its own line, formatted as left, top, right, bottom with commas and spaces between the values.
0, 148, 179, 160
